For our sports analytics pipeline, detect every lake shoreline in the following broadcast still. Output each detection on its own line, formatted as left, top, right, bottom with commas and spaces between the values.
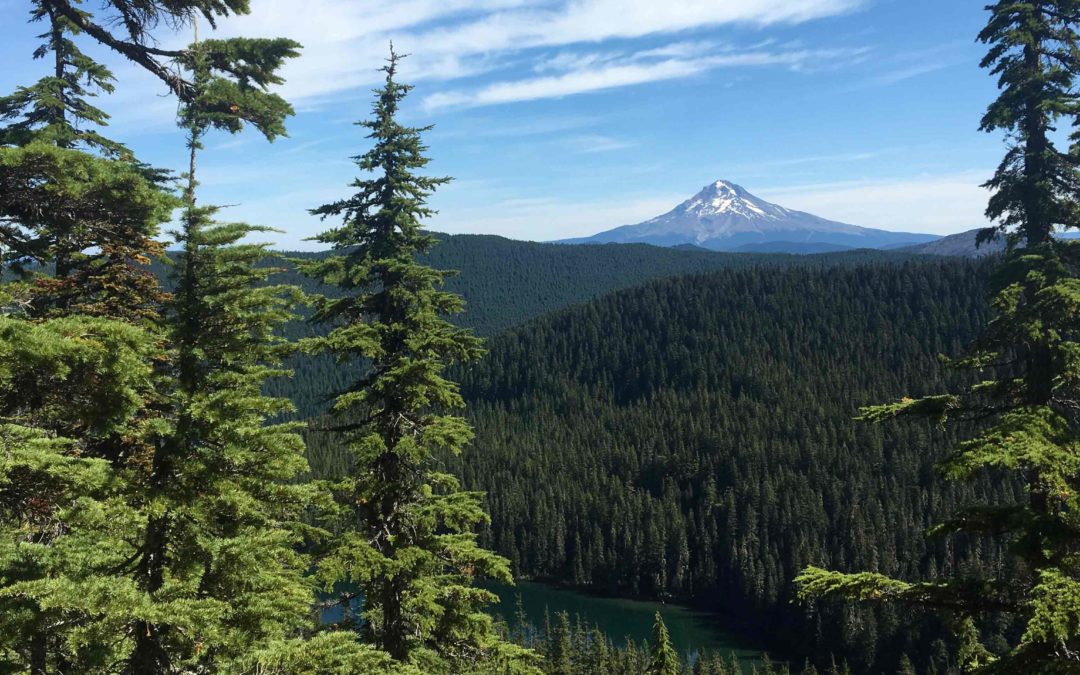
485, 578, 782, 672
499, 575, 782, 657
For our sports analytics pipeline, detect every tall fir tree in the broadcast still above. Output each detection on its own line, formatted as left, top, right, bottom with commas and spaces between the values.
648, 613, 680, 675
0, 2, 176, 322
797, 2, 1080, 672
0, 4, 175, 670
300, 47, 535, 673
117, 24, 320, 674
0, 3, 343, 671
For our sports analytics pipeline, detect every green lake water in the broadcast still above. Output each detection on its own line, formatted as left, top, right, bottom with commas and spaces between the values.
486, 581, 768, 672
323, 581, 769, 672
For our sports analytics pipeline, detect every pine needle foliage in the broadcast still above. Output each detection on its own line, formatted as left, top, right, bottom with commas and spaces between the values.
797, 3, 1080, 672
648, 613, 680, 675
28, 1, 283, 107
0, 3, 318, 670
0, 2, 128, 156
0, 143, 176, 321
118, 29, 315, 674
300, 47, 535, 672
0, 2, 178, 323
0, 314, 160, 673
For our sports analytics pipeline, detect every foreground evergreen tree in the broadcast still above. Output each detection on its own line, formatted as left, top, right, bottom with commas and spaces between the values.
25, 0, 272, 109
0, 312, 160, 673
0, 2, 128, 154
0, 4, 174, 671
0, 3, 345, 670
1, 0, 296, 318
1, 0, 301, 323
117, 28, 320, 674
648, 613, 680, 675
301, 48, 534, 672
0, 2, 175, 321
797, 3, 1080, 671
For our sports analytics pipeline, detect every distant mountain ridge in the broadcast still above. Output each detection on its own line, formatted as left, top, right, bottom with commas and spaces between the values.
901, 229, 1005, 258
901, 228, 1080, 258
561, 179, 939, 252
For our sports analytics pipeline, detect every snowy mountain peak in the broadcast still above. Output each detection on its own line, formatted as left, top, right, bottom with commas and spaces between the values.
559, 178, 940, 253
677, 179, 787, 222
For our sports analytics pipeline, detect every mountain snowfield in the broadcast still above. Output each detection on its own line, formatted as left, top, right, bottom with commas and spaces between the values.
561, 180, 940, 253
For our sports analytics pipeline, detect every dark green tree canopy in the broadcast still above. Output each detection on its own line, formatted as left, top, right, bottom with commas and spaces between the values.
798, 3, 1080, 672
979, 0, 1080, 246
302, 48, 534, 672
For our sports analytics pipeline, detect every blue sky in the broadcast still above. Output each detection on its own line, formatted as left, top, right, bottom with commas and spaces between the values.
1, 0, 1000, 249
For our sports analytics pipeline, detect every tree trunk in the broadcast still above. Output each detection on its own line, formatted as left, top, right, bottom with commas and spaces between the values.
125, 513, 170, 674
29, 626, 46, 675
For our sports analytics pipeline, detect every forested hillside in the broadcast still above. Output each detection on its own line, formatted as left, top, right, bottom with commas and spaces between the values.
427, 260, 1013, 673
266, 236, 914, 418
281, 234, 916, 337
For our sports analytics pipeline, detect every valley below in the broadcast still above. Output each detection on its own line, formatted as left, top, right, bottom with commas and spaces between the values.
487, 581, 768, 672
301, 237, 1001, 672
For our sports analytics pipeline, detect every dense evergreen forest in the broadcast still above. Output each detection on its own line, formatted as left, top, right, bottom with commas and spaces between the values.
285, 234, 914, 338
307, 258, 1014, 672
257, 237, 918, 419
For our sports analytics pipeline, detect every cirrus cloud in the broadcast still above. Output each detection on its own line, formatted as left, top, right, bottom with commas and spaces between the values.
203, 0, 867, 102
423, 45, 867, 110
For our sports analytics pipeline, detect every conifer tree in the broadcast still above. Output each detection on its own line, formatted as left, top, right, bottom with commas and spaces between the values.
0, 3, 326, 670
0, 1, 293, 317
29, 0, 272, 109
648, 612, 681, 675
0, 143, 175, 321
118, 25, 316, 674
897, 653, 916, 675
797, 2, 1080, 671
0, 313, 160, 673
547, 612, 573, 675
0, 4, 175, 670
0, 2, 128, 155
301, 47, 533, 672
0, 3, 177, 321
589, 626, 613, 673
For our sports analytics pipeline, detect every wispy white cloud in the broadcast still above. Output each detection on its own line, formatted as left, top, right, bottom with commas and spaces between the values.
424, 46, 866, 110
432, 192, 687, 240
433, 114, 604, 139
757, 171, 993, 233
715, 149, 902, 177
751, 150, 882, 167
199, 0, 867, 103
412, 0, 864, 56
871, 61, 958, 85
565, 134, 635, 154
860, 41, 976, 87
424, 59, 706, 109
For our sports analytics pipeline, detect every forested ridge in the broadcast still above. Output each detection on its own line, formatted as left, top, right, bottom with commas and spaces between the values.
285, 234, 914, 338
304, 257, 1012, 672
435, 260, 1016, 672
242, 237, 921, 419
458, 261, 1012, 672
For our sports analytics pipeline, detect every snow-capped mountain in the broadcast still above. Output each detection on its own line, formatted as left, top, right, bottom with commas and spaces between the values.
561, 180, 939, 253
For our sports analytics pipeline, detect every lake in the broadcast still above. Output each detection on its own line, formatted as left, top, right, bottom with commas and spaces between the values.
323, 580, 769, 672
486, 581, 768, 672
